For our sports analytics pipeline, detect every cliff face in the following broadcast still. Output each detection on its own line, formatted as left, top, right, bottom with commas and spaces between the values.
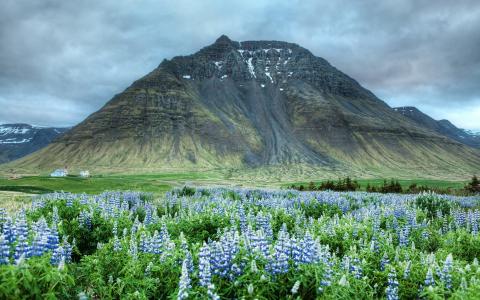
9, 35, 480, 178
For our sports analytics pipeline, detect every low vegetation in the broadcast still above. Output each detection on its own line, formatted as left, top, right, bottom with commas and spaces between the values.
289, 176, 480, 195
1, 187, 480, 299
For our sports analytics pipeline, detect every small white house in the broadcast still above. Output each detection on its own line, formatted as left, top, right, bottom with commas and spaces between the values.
50, 169, 68, 177
80, 170, 90, 178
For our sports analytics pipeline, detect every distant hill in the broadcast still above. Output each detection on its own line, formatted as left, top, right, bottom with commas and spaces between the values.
7, 35, 480, 179
393, 106, 480, 148
0, 124, 69, 164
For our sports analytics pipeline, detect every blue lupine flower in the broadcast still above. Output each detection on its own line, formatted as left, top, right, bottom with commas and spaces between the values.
150, 230, 162, 254
381, 253, 390, 271
199, 242, 211, 287
291, 280, 300, 295
139, 231, 149, 253
370, 236, 379, 253
319, 260, 333, 293
422, 230, 429, 240
14, 215, 30, 259
2, 218, 15, 244
31, 232, 47, 257
267, 251, 289, 275
403, 261, 411, 279
184, 250, 194, 274
113, 235, 121, 252
62, 237, 72, 263
145, 261, 153, 276
440, 254, 453, 289
129, 235, 138, 259
51, 245, 64, 266
386, 268, 399, 300
52, 206, 60, 225
424, 267, 435, 287
177, 259, 191, 300
350, 258, 363, 279
0, 234, 10, 264
399, 226, 410, 247
207, 284, 220, 300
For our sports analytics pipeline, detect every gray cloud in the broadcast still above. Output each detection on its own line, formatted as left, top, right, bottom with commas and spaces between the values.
1, 0, 479, 130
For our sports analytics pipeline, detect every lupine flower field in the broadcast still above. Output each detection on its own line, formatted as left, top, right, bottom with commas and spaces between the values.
1, 187, 480, 299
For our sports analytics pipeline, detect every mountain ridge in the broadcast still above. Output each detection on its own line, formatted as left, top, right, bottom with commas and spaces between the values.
0, 123, 69, 164
393, 106, 480, 148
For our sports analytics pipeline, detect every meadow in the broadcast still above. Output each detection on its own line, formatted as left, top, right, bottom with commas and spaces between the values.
1, 186, 480, 299
0, 173, 468, 195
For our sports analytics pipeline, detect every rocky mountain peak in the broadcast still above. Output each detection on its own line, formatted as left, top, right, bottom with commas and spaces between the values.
214, 34, 233, 44
156, 36, 373, 99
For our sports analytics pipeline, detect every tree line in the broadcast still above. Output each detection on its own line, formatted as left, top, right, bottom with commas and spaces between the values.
289, 175, 480, 195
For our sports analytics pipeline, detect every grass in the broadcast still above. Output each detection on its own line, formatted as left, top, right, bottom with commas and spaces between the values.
0, 172, 471, 197
0, 175, 173, 195
0, 191, 32, 213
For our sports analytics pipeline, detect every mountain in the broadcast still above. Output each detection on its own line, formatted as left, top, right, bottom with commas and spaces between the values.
7, 35, 480, 179
0, 124, 69, 164
393, 107, 480, 148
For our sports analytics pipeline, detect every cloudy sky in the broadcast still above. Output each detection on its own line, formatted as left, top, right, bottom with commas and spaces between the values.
1, 0, 479, 130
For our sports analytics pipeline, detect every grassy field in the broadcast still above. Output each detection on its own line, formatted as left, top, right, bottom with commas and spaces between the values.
0, 175, 174, 195
0, 191, 32, 212
0, 172, 471, 197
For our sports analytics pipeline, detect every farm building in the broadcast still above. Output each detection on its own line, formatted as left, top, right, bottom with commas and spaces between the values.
50, 169, 68, 177
80, 170, 90, 178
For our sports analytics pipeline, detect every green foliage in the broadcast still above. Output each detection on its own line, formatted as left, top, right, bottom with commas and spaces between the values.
290, 177, 361, 192
2, 187, 480, 299
415, 193, 454, 218
0, 257, 75, 299
301, 202, 343, 219
465, 175, 480, 194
